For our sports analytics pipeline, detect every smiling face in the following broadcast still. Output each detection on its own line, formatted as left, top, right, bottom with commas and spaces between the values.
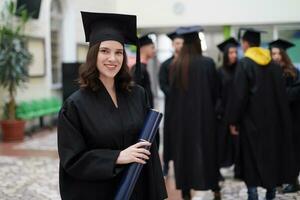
97, 40, 124, 79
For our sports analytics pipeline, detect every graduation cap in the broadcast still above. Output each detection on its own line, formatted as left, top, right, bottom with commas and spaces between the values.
139, 34, 154, 47
81, 11, 142, 82
176, 26, 204, 43
268, 39, 295, 51
217, 37, 239, 52
238, 28, 267, 45
81, 11, 137, 47
167, 29, 184, 41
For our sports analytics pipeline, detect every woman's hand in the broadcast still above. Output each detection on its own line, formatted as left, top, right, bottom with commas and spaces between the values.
116, 141, 151, 165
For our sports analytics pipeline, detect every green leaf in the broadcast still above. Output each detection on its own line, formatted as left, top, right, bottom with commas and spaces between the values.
0, 0, 32, 120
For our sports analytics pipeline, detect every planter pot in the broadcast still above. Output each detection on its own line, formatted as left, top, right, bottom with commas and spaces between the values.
0, 120, 25, 142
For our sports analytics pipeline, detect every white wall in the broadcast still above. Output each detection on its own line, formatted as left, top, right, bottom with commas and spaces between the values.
74, 0, 117, 44
116, 0, 300, 27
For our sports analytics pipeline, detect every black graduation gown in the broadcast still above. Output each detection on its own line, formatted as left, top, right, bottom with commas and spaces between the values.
57, 83, 167, 200
158, 56, 174, 163
216, 66, 237, 168
285, 71, 300, 173
133, 63, 154, 107
228, 57, 297, 188
167, 56, 219, 190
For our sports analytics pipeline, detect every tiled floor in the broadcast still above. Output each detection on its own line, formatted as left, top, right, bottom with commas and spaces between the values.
0, 129, 300, 200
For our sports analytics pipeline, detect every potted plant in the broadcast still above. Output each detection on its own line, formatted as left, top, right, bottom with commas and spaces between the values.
0, 0, 32, 141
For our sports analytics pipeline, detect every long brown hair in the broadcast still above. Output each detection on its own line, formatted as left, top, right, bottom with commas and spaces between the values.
279, 48, 297, 79
222, 47, 237, 70
169, 39, 202, 91
78, 42, 133, 92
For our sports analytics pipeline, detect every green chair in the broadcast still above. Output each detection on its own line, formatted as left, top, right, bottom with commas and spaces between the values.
16, 102, 35, 120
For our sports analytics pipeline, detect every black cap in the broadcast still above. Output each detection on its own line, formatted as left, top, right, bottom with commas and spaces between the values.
81, 11, 137, 47
139, 34, 154, 47
167, 28, 184, 40
176, 26, 204, 43
81, 11, 142, 83
217, 37, 239, 52
269, 39, 295, 51
238, 28, 267, 45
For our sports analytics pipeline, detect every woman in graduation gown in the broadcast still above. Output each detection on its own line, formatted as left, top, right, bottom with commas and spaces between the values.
228, 28, 297, 200
269, 39, 300, 193
158, 30, 183, 176
57, 12, 167, 200
167, 26, 220, 200
216, 37, 240, 172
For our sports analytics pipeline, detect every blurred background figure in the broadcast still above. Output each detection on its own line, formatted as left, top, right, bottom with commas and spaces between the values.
133, 34, 156, 108
228, 28, 297, 200
215, 37, 240, 179
269, 39, 300, 194
132, 34, 160, 148
166, 26, 220, 200
158, 29, 184, 176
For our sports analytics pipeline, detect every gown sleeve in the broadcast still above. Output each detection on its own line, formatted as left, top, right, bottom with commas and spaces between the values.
287, 82, 300, 102
208, 60, 219, 107
57, 99, 123, 181
215, 68, 225, 119
286, 70, 300, 102
227, 60, 249, 125
158, 61, 170, 96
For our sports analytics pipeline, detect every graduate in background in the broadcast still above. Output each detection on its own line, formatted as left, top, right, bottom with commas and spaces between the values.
133, 34, 156, 107
269, 39, 300, 194
167, 26, 220, 200
132, 34, 160, 148
228, 28, 297, 200
158, 29, 184, 176
216, 37, 240, 178
57, 12, 167, 200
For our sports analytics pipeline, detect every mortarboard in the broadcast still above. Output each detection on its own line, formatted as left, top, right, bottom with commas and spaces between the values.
81, 11, 142, 81
81, 11, 137, 47
175, 26, 204, 43
238, 28, 267, 45
167, 28, 184, 41
268, 39, 295, 51
217, 37, 239, 52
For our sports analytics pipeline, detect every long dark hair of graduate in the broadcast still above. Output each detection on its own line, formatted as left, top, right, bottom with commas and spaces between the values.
277, 48, 297, 79
170, 39, 202, 91
79, 42, 133, 92
222, 47, 237, 70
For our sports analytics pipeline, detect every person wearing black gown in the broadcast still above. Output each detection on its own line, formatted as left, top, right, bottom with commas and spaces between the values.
228, 28, 297, 200
158, 29, 183, 176
167, 26, 220, 200
269, 38, 300, 193
133, 34, 156, 107
132, 34, 160, 147
216, 37, 241, 178
57, 12, 167, 200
